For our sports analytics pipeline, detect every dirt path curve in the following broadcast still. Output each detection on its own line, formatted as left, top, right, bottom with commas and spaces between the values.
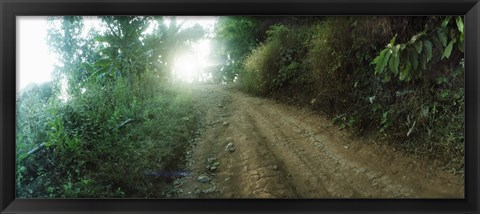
175, 84, 464, 198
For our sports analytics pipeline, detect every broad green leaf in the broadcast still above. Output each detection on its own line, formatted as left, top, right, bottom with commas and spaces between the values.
407, 31, 425, 45
437, 29, 448, 47
388, 47, 400, 75
374, 49, 389, 74
372, 49, 386, 65
413, 41, 423, 54
456, 16, 464, 34
389, 34, 397, 46
442, 16, 452, 28
400, 62, 411, 81
423, 40, 433, 62
380, 51, 392, 74
442, 39, 456, 59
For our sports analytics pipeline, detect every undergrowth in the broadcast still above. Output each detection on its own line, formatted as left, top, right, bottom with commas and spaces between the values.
16, 71, 198, 198
238, 16, 464, 173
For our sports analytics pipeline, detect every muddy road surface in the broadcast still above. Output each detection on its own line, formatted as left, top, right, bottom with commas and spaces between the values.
174, 84, 464, 198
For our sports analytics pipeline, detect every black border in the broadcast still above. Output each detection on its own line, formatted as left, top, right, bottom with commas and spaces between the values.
1, 0, 479, 213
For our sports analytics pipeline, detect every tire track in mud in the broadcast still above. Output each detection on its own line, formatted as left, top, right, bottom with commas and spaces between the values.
175, 84, 464, 199
239, 94, 410, 198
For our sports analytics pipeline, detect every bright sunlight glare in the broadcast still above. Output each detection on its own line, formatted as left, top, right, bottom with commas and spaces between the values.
173, 39, 212, 83
171, 16, 217, 83
17, 16, 57, 93
17, 16, 218, 93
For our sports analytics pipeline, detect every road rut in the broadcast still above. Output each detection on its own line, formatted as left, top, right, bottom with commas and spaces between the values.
175, 84, 464, 198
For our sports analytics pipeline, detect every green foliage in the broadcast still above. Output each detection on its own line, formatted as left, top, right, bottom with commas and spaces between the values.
372, 16, 464, 82
305, 18, 353, 114
235, 16, 464, 172
17, 70, 198, 198
17, 16, 201, 198
241, 24, 310, 95
333, 113, 357, 130
242, 39, 280, 95
213, 17, 260, 83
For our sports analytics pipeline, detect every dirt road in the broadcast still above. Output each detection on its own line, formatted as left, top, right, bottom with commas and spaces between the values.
174, 84, 464, 198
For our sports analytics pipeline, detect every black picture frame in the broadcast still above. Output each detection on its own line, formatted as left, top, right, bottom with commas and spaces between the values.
1, 0, 479, 213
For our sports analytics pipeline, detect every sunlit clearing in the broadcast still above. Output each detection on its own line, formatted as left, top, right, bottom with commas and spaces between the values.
173, 39, 212, 83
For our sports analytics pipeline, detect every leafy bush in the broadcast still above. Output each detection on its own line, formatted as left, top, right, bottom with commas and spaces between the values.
372, 17, 464, 82
241, 24, 311, 96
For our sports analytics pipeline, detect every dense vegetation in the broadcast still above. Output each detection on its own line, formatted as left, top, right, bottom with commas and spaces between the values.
16, 16, 465, 198
16, 16, 203, 198
213, 16, 464, 173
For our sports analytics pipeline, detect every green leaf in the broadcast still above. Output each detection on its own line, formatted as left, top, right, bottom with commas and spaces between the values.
442, 39, 456, 60
381, 51, 392, 74
287, 62, 299, 70
442, 16, 452, 28
437, 29, 448, 47
440, 90, 450, 99
413, 41, 423, 54
436, 76, 448, 84
373, 49, 390, 74
372, 49, 385, 65
423, 40, 433, 62
455, 16, 464, 34
388, 47, 400, 75
381, 111, 389, 124
407, 31, 425, 45
399, 62, 411, 81
389, 34, 397, 46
